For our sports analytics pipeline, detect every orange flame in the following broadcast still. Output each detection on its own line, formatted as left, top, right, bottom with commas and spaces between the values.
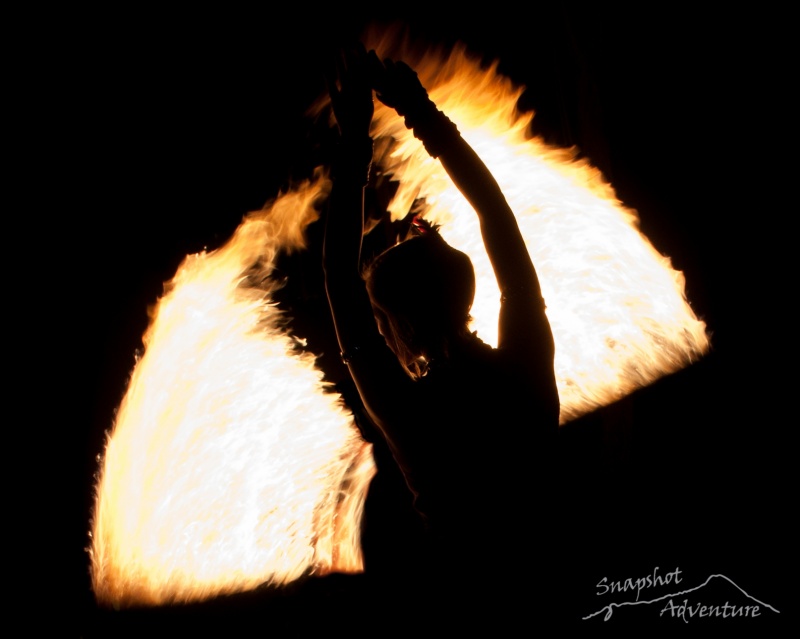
362, 35, 710, 421
91, 171, 375, 607
91, 34, 710, 608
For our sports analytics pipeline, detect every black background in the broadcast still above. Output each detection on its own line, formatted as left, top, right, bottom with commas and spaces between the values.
38, 6, 791, 635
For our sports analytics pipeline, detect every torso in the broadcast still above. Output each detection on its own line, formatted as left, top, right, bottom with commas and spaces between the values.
382, 337, 556, 553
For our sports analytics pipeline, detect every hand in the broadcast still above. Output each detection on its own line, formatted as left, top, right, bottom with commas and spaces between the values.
326, 44, 374, 139
367, 51, 431, 119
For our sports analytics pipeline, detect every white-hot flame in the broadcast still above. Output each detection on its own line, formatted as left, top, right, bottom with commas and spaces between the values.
366, 37, 710, 421
91, 35, 709, 608
91, 172, 375, 606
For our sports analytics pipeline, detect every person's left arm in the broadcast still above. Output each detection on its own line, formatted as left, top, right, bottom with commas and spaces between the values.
323, 47, 415, 433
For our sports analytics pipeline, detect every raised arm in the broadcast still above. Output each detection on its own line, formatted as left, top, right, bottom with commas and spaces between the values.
323, 47, 414, 430
369, 54, 554, 363
323, 46, 375, 354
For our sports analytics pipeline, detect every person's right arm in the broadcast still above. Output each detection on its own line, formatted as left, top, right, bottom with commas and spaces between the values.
323, 47, 417, 435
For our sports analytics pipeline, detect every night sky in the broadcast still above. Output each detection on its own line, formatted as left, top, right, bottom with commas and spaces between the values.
51, 7, 791, 635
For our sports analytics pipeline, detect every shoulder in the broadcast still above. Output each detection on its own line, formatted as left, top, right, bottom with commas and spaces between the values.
497, 289, 554, 360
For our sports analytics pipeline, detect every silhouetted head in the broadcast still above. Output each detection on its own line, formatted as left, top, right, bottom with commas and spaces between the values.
364, 220, 475, 378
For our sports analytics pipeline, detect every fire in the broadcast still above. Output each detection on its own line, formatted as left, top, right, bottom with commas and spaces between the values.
90, 171, 375, 606
90, 34, 710, 608
362, 35, 710, 421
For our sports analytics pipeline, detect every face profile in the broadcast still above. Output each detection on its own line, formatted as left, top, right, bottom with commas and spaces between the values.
364, 233, 476, 377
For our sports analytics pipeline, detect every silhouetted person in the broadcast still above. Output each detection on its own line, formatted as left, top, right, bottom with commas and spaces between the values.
323, 45, 559, 628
